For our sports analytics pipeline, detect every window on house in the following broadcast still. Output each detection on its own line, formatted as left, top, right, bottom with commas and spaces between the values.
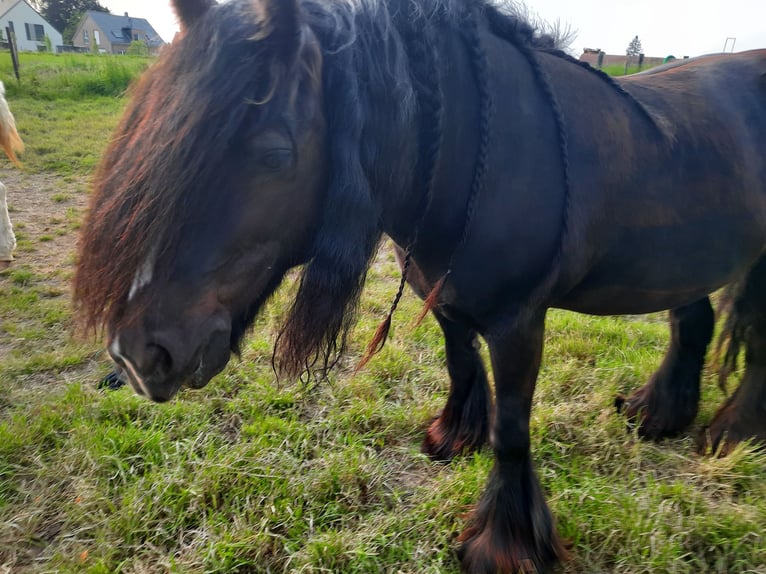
24, 23, 43, 42
8, 21, 14, 36
133, 33, 139, 41
94, 30, 100, 45
83, 29, 89, 43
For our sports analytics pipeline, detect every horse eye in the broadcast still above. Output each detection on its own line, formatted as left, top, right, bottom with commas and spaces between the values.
259, 148, 294, 172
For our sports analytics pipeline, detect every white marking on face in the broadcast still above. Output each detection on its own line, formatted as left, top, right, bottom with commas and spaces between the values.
109, 335, 122, 359
128, 248, 157, 301
109, 334, 151, 396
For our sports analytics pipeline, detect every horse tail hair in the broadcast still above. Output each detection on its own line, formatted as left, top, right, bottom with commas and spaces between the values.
715, 284, 745, 392
0, 82, 23, 166
715, 257, 766, 392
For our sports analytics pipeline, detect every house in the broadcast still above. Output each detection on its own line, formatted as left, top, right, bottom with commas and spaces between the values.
0, 0, 62, 52
72, 11, 165, 55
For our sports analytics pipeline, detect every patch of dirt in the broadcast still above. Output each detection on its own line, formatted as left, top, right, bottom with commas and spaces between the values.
0, 168, 89, 273
0, 167, 90, 364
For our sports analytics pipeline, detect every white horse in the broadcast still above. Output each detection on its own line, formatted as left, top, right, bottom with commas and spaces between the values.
0, 80, 23, 264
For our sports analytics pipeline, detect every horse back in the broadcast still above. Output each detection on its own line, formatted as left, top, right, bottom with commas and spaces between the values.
621, 50, 766, 154
539, 50, 766, 314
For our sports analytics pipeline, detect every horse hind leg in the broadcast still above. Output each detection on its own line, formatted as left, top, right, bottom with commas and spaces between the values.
615, 297, 714, 439
699, 257, 766, 455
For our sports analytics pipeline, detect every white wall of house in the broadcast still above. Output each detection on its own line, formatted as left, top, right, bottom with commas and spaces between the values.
0, 0, 62, 52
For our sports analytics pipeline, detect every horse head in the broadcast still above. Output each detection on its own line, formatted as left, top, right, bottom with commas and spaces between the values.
75, 0, 342, 401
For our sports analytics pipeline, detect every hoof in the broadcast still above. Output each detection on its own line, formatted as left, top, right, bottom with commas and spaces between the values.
421, 413, 487, 462
98, 369, 127, 391
457, 522, 563, 574
615, 379, 697, 441
696, 406, 766, 457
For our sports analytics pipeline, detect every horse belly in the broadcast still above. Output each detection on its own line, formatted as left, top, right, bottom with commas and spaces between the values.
555, 214, 766, 315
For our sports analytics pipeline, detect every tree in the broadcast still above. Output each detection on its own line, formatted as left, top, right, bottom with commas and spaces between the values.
626, 35, 643, 57
31, 0, 110, 44
127, 40, 149, 57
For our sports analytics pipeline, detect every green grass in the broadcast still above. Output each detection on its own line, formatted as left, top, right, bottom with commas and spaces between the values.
602, 64, 656, 77
0, 52, 151, 100
9, 97, 126, 175
0, 52, 147, 176
2, 249, 764, 573
0, 50, 764, 574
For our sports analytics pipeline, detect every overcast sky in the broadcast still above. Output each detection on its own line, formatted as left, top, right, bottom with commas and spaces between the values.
102, 0, 765, 58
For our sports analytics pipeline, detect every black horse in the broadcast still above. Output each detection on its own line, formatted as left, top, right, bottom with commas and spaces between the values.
74, 0, 766, 571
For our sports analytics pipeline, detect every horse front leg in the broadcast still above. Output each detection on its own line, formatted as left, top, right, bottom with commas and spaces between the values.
615, 297, 713, 439
458, 309, 566, 574
422, 310, 491, 461
395, 246, 490, 461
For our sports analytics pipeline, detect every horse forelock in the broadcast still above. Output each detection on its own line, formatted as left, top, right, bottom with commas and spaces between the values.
74, 0, 320, 335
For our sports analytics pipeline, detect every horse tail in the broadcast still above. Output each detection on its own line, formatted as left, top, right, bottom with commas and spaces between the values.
715, 257, 766, 391
0, 81, 23, 166
716, 283, 745, 392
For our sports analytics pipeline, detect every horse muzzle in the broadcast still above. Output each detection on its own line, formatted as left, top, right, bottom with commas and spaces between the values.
108, 313, 232, 402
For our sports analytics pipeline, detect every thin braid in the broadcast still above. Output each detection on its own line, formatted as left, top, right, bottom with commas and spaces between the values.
511, 41, 573, 307
482, 5, 657, 129
413, 5, 493, 326
452, 7, 493, 266
401, 7, 445, 255
545, 50, 659, 128
472, 6, 575, 315
357, 9, 445, 369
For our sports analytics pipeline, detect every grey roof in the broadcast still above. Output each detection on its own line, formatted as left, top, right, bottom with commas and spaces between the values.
84, 10, 165, 47
0, 0, 60, 32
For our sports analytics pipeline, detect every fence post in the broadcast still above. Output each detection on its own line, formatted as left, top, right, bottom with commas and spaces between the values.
6, 28, 19, 80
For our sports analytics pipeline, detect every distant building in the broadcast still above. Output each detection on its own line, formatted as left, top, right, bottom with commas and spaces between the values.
580, 47, 668, 70
0, 0, 62, 52
72, 11, 165, 55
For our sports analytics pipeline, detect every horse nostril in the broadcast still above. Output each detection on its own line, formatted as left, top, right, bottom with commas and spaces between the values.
145, 343, 173, 378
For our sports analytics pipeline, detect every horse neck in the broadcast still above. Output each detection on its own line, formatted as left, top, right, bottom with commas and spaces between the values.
371, 10, 491, 251
354, 9, 452, 248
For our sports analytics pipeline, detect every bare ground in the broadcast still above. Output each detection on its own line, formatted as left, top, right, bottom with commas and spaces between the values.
0, 168, 89, 271
0, 167, 102, 385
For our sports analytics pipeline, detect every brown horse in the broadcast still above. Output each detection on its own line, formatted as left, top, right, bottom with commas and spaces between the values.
74, 0, 766, 571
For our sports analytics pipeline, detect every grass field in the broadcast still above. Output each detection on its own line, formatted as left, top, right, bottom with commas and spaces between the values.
0, 52, 764, 574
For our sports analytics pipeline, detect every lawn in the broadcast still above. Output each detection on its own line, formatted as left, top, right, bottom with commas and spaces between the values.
0, 52, 764, 574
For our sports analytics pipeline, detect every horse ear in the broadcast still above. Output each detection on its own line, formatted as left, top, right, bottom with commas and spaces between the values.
252, 0, 302, 63
172, 0, 216, 31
